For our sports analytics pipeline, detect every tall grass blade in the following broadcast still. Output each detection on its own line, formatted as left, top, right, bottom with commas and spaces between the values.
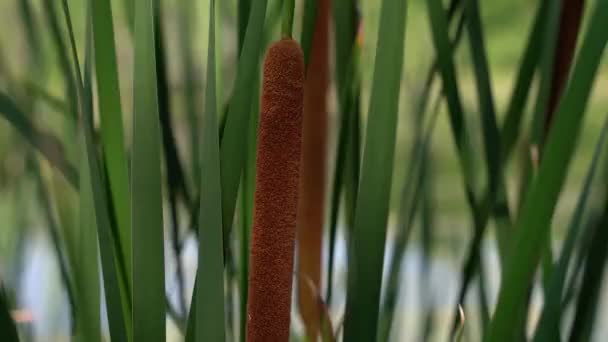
77, 129, 101, 342
131, 0, 165, 340
484, 1, 608, 339
75, 18, 101, 341
196, 0, 225, 340
63, 1, 134, 338
81, 45, 130, 342
91, 0, 132, 295
533, 115, 608, 342
342, 0, 407, 340
219, 0, 268, 248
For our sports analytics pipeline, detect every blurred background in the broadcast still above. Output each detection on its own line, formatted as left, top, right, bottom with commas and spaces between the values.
0, 0, 607, 341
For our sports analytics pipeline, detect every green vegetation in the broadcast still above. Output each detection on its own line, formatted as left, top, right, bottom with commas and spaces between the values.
0, 0, 608, 341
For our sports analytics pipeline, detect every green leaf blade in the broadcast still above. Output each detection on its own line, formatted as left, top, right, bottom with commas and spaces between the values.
219, 0, 268, 248
91, 0, 132, 294
131, 0, 165, 340
485, 1, 608, 340
196, 0, 225, 340
342, 0, 408, 340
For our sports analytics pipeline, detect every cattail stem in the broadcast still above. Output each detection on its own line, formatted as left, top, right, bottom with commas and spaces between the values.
297, 0, 329, 339
282, 0, 295, 38
246, 38, 304, 342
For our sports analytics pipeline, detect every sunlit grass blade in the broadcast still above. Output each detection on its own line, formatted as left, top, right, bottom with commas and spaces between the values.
0, 287, 18, 342
0, 94, 78, 187
342, 0, 407, 340
219, 0, 268, 247
195, 0, 225, 340
91, 0, 132, 295
131, 0, 165, 340
533, 114, 608, 342
484, 1, 608, 339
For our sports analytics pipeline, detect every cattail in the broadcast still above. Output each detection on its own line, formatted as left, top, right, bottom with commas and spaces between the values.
246, 38, 304, 342
297, 0, 329, 339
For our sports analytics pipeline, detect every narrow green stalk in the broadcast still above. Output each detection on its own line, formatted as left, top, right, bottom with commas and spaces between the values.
343, 0, 407, 339
196, 1, 225, 340
282, 0, 295, 38
91, 0, 132, 298
132, 0, 165, 340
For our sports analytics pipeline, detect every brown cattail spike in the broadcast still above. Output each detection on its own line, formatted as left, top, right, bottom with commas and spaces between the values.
297, 0, 330, 339
246, 38, 305, 342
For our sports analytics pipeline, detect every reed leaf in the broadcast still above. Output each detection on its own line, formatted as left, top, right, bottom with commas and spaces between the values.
195, 0, 225, 340
533, 114, 608, 342
219, 0, 268, 249
131, 0, 165, 339
91, 0, 132, 295
485, 1, 608, 339
342, 0, 407, 340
